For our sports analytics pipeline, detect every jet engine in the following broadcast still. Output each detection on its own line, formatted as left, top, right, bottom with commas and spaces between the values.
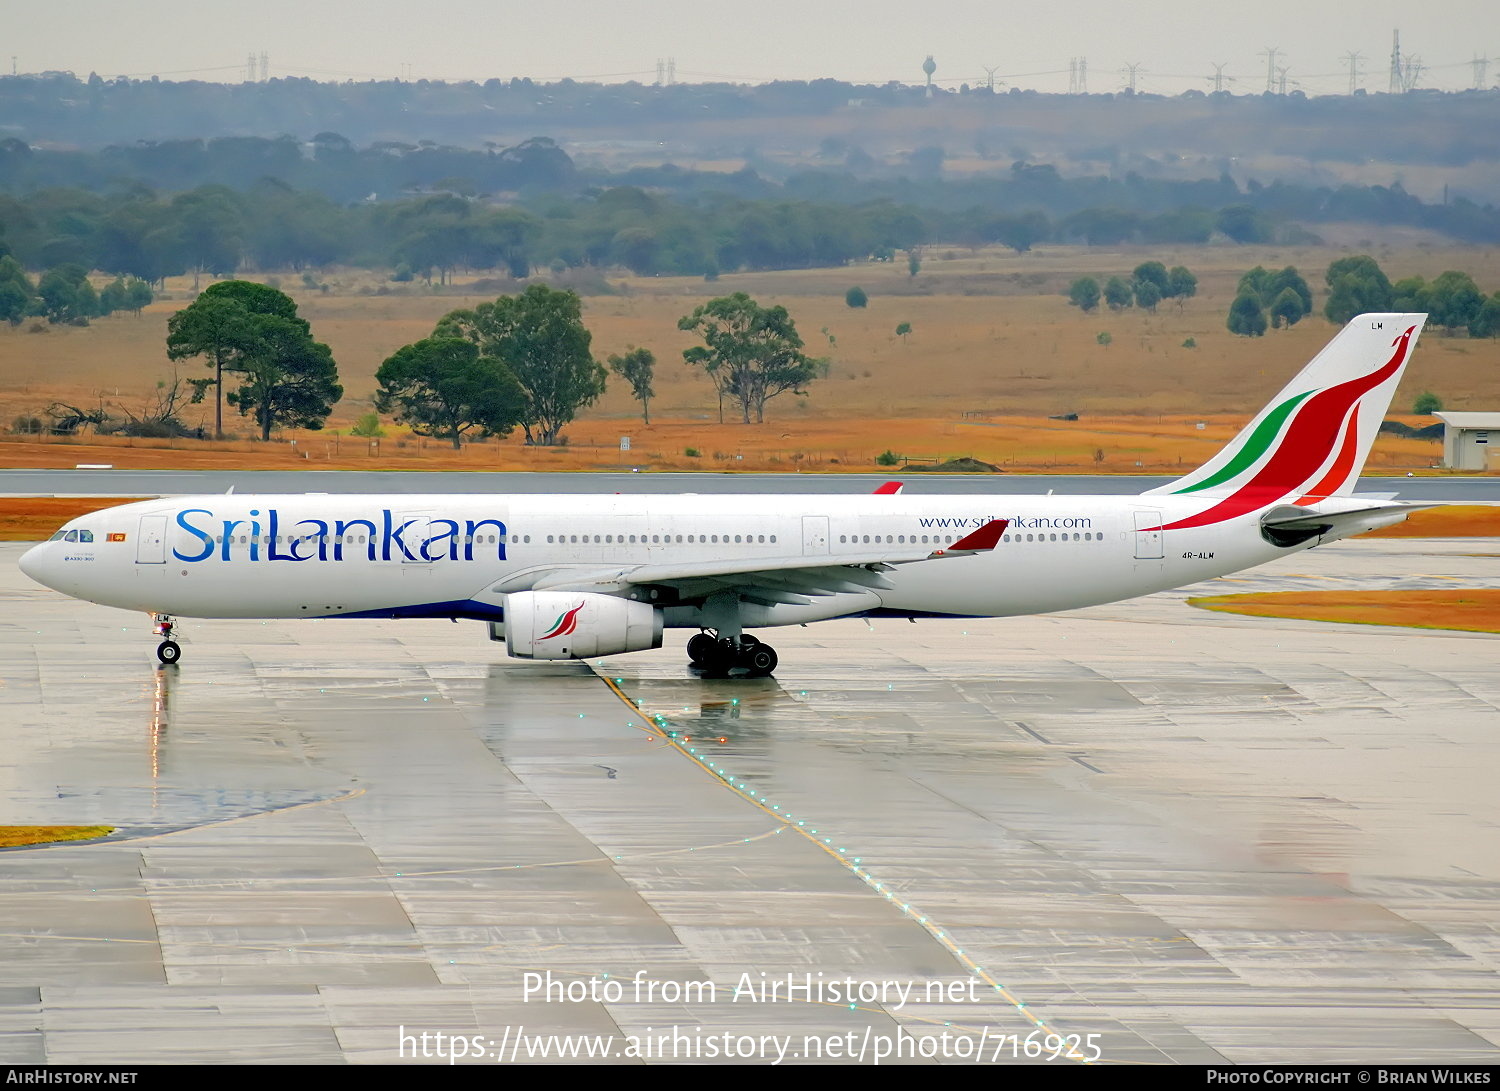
504, 591, 663, 660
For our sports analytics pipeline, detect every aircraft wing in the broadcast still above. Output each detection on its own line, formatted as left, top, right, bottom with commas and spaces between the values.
509, 519, 1007, 605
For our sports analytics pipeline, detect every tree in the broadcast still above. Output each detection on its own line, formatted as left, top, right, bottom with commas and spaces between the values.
906, 250, 921, 277
99, 278, 127, 316
845, 286, 868, 308
374, 337, 527, 450
0, 256, 34, 299
1095, 331, 1112, 348
608, 347, 656, 425
1323, 255, 1393, 323
1237, 265, 1272, 302
1227, 291, 1267, 337
227, 316, 343, 441
1103, 276, 1133, 311
1471, 293, 1500, 339
1216, 204, 1273, 243
1166, 265, 1198, 302
895, 321, 912, 341
434, 284, 606, 446
124, 277, 153, 315
1067, 276, 1101, 312
1426, 270, 1484, 333
167, 280, 305, 439
1266, 266, 1312, 314
169, 186, 245, 286
1392, 276, 1430, 312
0, 281, 27, 326
350, 412, 385, 438
1132, 261, 1169, 295
1413, 391, 1443, 415
1268, 287, 1306, 328
1133, 278, 1162, 312
36, 264, 91, 324
679, 292, 821, 424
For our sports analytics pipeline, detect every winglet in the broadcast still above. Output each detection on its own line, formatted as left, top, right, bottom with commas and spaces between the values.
873, 481, 904, 495
930, 518, 1008, 556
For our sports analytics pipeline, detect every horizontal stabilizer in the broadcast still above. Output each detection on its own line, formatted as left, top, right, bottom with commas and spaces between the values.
1260, 501, 1442, 544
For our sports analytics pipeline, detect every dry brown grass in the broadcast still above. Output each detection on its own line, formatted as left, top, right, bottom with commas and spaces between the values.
1362, 506, 1500, 537
0, 826, 114, 848
0, 497, 149, 540
1, 243, 1495, 477
1189, 589, 1500, 635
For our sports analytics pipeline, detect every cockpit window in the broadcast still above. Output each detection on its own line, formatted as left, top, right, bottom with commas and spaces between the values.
77, 529, 94, 543
49, 530, 67, 541
63, 530, 79, 543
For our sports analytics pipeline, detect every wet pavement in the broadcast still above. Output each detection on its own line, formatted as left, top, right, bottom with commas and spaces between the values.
2, 539, 1498, 1064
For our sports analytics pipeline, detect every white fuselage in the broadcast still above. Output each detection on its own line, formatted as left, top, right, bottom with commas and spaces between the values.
20, 491, 1315, 630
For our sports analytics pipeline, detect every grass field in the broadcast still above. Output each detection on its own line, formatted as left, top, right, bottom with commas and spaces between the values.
1, 241, 1496, 476
1189, 589, 1500, 635
0, 826, 114, 849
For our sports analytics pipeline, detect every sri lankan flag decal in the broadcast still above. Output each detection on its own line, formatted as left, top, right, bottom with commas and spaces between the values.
106, 532, 127, 542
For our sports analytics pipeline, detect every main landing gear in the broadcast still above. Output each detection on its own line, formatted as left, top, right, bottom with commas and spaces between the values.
152, 614, 181, 665
687, 631, 778, 676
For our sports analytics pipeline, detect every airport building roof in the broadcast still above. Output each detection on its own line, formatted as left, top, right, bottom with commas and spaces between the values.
1434, 412, 1500, 429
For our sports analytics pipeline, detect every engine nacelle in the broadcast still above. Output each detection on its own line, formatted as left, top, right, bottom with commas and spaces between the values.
504, 591, 663, 660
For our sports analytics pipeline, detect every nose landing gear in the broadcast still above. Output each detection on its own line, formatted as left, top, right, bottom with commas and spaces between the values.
686, 631, 778, 676
152, 615, 181, 665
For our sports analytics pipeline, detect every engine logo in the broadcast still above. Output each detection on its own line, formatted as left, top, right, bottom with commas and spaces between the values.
540, 602, 585, 640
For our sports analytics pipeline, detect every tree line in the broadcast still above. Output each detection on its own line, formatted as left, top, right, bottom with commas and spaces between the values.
0, 256, 151, 325
8, 173, 1497, 290
1067, 261, 1198, 313
4, 71, 1498, 173
1225, 255, 1500, 337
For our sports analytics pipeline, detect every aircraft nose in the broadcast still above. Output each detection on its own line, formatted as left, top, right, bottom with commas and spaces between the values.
18, 542, 53, 588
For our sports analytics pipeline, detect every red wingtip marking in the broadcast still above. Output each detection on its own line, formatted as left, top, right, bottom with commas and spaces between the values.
874, 481, 904, 495
947, 519, 1008, 552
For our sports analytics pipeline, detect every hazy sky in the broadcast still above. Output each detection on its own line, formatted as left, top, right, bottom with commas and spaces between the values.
9, 2, 1499, 95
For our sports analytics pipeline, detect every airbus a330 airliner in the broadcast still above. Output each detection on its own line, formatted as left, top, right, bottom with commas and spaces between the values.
20, 314, 1431, 675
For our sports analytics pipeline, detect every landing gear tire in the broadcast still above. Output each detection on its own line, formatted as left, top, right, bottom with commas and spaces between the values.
742, 643, 778, 676
689, 633, 778, 676
156, 640, 181, 665
686, 632, 716, 666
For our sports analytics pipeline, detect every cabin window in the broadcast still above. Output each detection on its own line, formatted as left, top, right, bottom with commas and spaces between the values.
769, 535, 777, 543
758, 535, 765, 543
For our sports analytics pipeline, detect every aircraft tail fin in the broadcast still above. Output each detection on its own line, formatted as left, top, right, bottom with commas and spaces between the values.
1146, 314, 1426, 514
